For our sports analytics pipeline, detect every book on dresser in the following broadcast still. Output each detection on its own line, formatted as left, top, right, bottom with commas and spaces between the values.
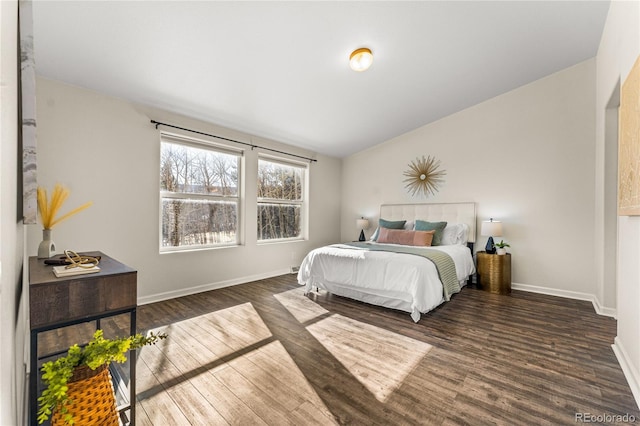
52, 264, 101, 278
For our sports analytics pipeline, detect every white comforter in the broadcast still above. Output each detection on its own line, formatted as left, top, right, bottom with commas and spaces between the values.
297, 243, 476, 322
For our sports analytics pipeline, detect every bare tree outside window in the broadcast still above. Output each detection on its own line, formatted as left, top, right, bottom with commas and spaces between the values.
257, 158, 305, 241
160, 136, 241, 250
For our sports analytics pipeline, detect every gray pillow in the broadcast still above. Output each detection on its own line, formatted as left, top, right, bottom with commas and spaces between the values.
371, 219, 407, 241
415, 220, 447, 245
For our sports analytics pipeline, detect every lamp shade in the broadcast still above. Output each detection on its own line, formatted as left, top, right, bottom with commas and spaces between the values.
356, 218, 369, 230
481, 219, 503, 237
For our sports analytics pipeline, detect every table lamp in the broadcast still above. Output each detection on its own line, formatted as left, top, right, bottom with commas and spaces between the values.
481, 218, 503, 254
356, 218, 369, 242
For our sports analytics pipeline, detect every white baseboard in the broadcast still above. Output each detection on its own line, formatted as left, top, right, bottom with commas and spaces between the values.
137, 268, 291, 305
511, 282, 617, 318
612, 337, 640, 410
592, 296, 617, 318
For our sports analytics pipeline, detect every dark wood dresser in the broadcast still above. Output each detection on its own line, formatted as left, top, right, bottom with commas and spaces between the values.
29, 251, 137, 425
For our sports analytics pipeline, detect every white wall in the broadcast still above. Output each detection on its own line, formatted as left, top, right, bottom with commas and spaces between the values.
341, 59, 597, 299
596, 0, 640, 407
30, 77, 342, 303
0, 1, 27, 424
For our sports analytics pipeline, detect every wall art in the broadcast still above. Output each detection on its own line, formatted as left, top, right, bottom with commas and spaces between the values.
619, 54, 640, 216
20, 0, 38, 224
403, 155, 446, 197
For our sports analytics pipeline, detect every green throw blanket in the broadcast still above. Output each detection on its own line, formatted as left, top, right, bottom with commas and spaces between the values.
342, 242, 461, 301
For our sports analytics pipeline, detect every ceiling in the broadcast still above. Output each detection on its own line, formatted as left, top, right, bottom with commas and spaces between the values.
32, 1, 610, 158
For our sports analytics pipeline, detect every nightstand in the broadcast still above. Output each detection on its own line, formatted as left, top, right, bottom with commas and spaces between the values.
476, 251, 511, 294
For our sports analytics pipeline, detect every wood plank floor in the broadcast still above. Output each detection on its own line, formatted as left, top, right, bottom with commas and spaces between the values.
41, 274, 640, 425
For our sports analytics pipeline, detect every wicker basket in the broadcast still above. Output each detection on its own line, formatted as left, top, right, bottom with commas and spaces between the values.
51, 364, 119, 426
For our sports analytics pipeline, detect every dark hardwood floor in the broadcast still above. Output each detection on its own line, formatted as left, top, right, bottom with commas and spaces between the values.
40, 274, 640, 425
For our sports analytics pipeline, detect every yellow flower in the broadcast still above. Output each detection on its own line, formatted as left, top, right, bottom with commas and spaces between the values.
37, 184, 92, 229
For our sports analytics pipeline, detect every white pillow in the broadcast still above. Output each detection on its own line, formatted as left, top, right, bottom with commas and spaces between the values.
456, 223, 469, 245
440, 223, 469, 245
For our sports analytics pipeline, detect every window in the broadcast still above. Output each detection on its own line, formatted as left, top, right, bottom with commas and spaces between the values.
160, 134, 241, 251
257, 156, 307, 241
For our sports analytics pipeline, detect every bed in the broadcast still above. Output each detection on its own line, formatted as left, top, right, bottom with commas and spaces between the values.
297, 202, 476, 322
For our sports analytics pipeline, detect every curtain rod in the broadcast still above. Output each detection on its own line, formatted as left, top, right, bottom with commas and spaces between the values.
150, 120, 318, 163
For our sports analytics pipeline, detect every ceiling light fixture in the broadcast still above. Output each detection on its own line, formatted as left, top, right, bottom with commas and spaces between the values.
349, 47, 373, 72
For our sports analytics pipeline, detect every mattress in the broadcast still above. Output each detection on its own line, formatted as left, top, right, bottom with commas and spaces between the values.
297, 242, 475, 322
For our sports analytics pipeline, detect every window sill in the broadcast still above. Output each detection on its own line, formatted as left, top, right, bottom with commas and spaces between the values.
257, 238, 306, 246
160, 243, 241, 254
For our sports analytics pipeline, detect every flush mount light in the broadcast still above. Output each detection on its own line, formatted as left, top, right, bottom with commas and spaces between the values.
349, 47, 373, 72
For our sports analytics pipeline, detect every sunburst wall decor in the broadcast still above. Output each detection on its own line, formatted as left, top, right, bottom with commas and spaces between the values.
403, 155, 446, 197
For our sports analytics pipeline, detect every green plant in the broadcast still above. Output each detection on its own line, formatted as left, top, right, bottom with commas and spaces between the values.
495, 240, 510, 248
37, 329, 167, 425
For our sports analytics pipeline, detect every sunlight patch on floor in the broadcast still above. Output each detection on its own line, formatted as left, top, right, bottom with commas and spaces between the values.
234, 341, 337, 424
136, 302, 273, 393
274, 287, 329, 323
306, 314, 432, 402
135, 304, 336, 424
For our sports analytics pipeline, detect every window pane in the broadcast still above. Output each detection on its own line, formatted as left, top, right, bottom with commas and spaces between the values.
257, 203, 301, 240
161, 198, 237, 247
257, 160, 302, 201
161, 142, 238, 196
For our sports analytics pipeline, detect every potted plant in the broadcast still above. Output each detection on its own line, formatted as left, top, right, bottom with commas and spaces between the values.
495, 240, 510, 255
37, 329, 167, 425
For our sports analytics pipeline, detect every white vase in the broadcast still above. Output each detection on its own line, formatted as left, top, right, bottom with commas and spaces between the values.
38, 229, 56, 259
496, 247, 507, 255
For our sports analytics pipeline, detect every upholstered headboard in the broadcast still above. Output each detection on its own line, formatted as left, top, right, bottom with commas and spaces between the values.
379, 202, 476, 243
